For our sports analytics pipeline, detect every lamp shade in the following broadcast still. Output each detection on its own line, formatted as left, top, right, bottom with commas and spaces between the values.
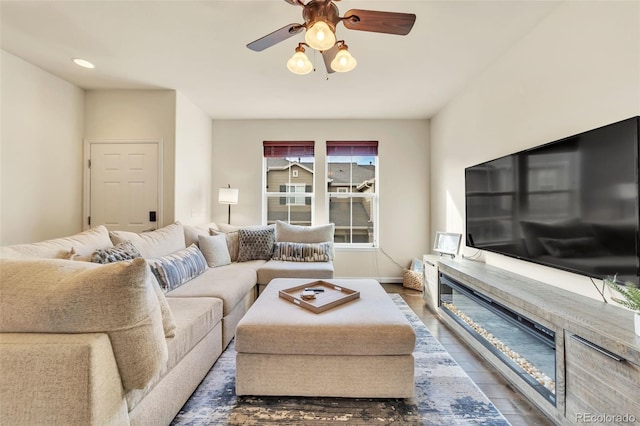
305, 20, 336, 51
331, 46, 357, 73
218, 187, 239, 204
287, 50, 313, 75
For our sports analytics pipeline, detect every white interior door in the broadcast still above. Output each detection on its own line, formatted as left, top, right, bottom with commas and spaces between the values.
89, 142, 160, 232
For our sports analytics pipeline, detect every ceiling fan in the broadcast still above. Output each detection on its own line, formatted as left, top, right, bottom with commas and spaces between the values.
247, 0, 416, 75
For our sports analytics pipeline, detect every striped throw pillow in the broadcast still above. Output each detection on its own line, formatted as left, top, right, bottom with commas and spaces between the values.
148, 244, 208, 293
272, 242, 331, 262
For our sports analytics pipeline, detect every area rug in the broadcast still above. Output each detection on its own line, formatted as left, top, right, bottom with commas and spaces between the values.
171, 294, 510, 425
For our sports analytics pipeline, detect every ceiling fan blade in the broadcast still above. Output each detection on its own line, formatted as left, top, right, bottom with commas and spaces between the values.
283, 0, 305, 5
247, 24, 304, 52
342, 9, 416, 35
322, 44, 340, 74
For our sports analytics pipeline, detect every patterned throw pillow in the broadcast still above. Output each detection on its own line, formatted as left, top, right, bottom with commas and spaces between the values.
91, 241, 141, 264
237, 227, 276, 262
147, 244, 208, 293
272, 242, 332, 262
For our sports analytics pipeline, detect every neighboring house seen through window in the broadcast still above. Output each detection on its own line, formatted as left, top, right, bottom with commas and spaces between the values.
262, 140, 378, 243
327, 141, 378, 246
263, 141, 314, 225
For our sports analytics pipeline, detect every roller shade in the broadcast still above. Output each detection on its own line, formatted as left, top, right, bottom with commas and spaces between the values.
326, 141, 378, 156
263, 141, 315, 158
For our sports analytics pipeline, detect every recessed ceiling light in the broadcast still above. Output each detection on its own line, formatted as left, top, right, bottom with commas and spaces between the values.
72, 58, 94, 69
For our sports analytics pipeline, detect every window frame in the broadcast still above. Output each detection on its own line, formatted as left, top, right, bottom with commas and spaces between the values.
326, 141, 379, 248
262, 141, 315, 226
284, 183, 307, 206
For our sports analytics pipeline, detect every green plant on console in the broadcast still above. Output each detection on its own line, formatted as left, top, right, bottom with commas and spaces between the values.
604, 276, 640, 313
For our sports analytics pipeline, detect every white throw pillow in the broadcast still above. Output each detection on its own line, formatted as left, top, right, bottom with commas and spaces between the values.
198, 234, 232, 267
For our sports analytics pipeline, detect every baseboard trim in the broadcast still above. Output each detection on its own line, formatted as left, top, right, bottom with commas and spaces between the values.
334, 276, 403, 284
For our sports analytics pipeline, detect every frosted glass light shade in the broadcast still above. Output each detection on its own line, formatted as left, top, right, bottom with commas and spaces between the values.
218, 187, 239, 204
304, 21, 336, 51
73, 58, 95, 69
331, 48, 357, 73
287, 51, 313, 75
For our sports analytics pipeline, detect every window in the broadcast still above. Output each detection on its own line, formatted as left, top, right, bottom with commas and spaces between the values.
263, 141, 314, 225
283, 183, 307, 206
326, 141, 378, 246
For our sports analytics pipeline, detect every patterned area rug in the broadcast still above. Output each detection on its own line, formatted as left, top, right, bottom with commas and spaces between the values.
171, 294, 510, 425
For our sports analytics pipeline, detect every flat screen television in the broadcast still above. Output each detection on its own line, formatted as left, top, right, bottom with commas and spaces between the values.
465, 116, 640, 286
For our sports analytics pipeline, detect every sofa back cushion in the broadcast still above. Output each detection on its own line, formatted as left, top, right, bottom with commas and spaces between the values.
275, 221, 335, 259
275, 221, 334, 243
0, 258, 167, 391
183, 222, 218, 248
109, 222, 186, 258
0, 225, 113, 259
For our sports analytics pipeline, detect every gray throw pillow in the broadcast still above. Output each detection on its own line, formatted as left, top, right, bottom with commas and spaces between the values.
237, 227, 276, 262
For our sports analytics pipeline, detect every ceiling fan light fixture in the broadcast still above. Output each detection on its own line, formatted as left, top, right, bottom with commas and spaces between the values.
331, 44, 357, 73
304, 20, 336, 51
72, 58, 95, 69
287, 46, 313, 75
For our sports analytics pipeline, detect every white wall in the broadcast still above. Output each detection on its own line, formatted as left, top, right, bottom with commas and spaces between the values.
212, 119, 430, 280
84, 89, 177, 226
0, 50, 85, 245
430, 1, 640, 299
175, 92, 213, 225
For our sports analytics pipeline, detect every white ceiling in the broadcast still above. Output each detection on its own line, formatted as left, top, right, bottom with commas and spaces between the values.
1, 0, 561, 120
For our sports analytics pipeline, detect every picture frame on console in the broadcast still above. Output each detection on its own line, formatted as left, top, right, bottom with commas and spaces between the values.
433, 232, 462, 258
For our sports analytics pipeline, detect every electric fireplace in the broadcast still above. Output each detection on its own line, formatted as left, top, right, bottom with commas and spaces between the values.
439, 273, 557, 405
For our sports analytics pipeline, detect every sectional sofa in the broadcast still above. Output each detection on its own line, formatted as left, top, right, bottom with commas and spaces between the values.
0, 220, 334, 425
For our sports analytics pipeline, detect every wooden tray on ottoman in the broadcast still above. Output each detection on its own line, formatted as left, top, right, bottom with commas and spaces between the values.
278, 280, 360, 314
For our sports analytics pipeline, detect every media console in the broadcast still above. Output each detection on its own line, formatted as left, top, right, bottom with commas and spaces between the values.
423, 256, 640, 425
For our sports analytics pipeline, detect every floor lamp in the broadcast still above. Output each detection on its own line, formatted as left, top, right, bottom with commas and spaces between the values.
218, 185, 239, 225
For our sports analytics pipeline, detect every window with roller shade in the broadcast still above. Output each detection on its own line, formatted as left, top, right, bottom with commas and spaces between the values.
326, 141, 378, 246
263, 141, 314, 225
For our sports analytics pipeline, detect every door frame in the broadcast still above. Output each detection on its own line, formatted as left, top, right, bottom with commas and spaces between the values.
83, 138, 164, 231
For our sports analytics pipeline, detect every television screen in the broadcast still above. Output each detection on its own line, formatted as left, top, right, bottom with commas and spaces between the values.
465, 116, 640, 286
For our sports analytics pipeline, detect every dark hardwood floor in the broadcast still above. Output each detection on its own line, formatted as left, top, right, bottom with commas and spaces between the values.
383, 283, 555, 426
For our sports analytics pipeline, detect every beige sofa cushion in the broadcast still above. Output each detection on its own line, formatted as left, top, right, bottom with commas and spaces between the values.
0, 333, 129, 426
183, 222, 218, 247
0, 225, 113, 259
125, 296, 223, 410
0, 258, 167, 391
109, 222, 186, 258
166, 263, 259, 316
257, 260, 334, 285
150, 276, 177, 338
275, 220, 334, 243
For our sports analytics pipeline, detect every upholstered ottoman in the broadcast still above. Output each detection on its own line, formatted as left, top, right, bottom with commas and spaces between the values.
235, 278, 416, 398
